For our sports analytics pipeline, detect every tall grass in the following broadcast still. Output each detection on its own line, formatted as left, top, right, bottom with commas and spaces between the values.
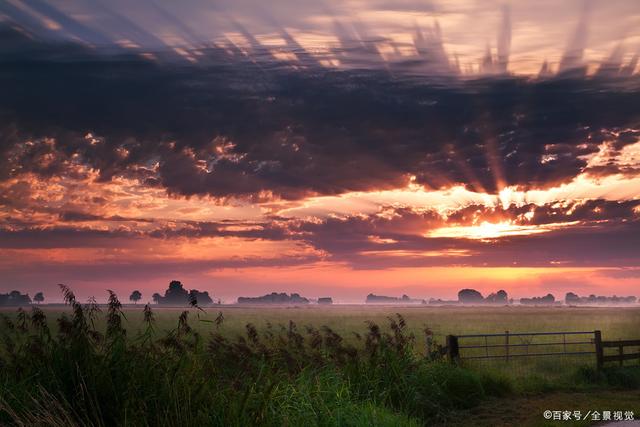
0, 286, 492, 426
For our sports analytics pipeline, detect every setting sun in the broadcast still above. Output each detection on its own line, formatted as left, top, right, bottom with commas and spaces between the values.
429, 221, 558, 240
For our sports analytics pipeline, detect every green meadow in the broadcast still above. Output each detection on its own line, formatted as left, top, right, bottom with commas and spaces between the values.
1, 297, 640, 426
15, 304, 640, 341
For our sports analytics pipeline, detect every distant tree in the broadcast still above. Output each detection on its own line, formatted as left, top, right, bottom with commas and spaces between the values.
129, 290, 142, 304
153, 281, 214, 306
520, 293, 556, 305
151, 280, 219, 306
318, 297, 333, 305
0, 291, 32, 306
564, 292, 637, 305
458, 289, 484, 304
189, 289, 213, 306
14, 291, 31, 305
238, 292, 309, 304
163, 280, 189, 305
565, 292, 580, 304
33, 292, 45, 304
365, 293, 398, 303
152, 293, 162, 304
290, 293, 308, 304
485, 290, 508, 304
365, 294, 420, 303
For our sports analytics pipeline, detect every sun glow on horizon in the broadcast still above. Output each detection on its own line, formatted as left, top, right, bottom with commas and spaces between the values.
427, 220, 573, 240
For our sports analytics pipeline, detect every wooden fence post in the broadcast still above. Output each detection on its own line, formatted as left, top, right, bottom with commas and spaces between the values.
618, 344, 624, 367
446, 335, 459, 362
594, 330, 603, 371
505, 330, 510, 363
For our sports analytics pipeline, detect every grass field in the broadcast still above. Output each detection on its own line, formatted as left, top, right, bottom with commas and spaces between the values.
11, 303, 640, 341
1, 298, 639, 426
9, 304, 640, 383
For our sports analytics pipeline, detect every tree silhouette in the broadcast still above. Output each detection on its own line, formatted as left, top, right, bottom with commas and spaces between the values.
33, 292, 45, 304
0, 291, 31, 306
520, 293, 556, 305
238, 292, 309, 304
152, 281, 215, 306
457, 289, 484, 304
129, 290, 142, 304
162, 280, 189, 305
189, 289, 213, 306
485, 290, 508, 304
565, 292, 580, 304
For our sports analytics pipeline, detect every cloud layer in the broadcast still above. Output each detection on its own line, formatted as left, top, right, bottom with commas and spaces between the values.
1, 1, 639, 299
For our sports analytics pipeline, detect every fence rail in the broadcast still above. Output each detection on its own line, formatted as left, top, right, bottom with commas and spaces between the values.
445, 330, 640, 369
596, 336, 640, 369
601, 339, 640, 347
455, 331, 595, 338
447, 330, 597, 362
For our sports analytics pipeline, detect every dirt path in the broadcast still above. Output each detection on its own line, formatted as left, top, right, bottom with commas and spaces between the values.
441, 390, 640, 427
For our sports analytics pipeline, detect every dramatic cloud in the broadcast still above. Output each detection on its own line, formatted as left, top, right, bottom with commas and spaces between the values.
2, 15, 640, 199
1, 1, 639, 300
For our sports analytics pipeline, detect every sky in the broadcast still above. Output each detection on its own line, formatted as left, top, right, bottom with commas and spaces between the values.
1, 0, 639, 302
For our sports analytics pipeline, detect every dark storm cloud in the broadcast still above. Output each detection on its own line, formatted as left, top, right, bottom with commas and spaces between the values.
0, 228, 136, 249
0, 218, 290, 249
58, 211, 157, 223
1, 23, 640, 201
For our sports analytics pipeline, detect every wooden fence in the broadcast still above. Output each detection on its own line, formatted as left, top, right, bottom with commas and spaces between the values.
444, 330, 640, 370
595, 331, 640, 369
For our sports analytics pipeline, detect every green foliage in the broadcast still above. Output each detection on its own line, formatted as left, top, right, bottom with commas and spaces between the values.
476, 370, 514, 397
574, 365, 605, 384
573, 365, 640, 390
602, 366, 640, 389
0, 289, 487, 426
416, 363, 485, 409
4, 289, 635, 425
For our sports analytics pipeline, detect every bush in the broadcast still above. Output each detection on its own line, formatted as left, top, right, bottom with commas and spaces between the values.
477, 370, 514, 397
419, 363, 485, 409
574, 365, 640, 389
603, 366, 640, 389
575, 365, 605, 384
